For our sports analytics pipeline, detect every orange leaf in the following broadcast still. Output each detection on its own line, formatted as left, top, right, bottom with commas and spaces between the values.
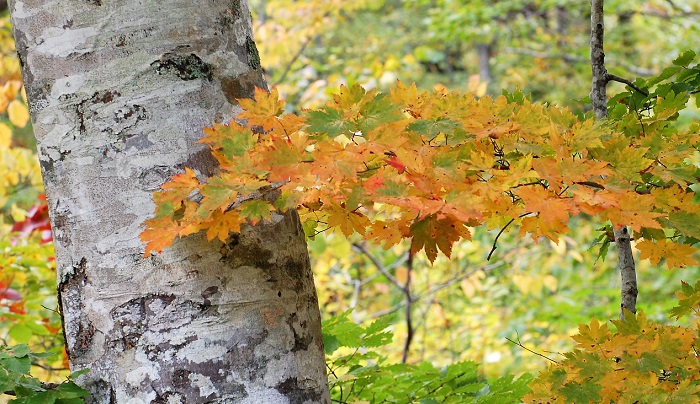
237, 86, 285, 131
203, 210, 241, 242
410, 214, 471, 263
325, 203, 370, 237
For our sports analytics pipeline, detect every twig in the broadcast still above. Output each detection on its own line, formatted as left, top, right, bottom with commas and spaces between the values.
487, 218, 515, 261
364, 260, 507, 320
351, 243, 403, 289
506, 333, 559, 364
274, 36, 312, 86
607, 73, 649, 96
401, 251, 414, 364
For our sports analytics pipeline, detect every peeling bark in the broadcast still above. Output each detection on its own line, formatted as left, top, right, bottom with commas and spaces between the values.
9, 0, 329, 401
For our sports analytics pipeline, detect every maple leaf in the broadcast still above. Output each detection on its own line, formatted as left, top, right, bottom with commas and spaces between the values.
261, 132, 311, 182
203, 210, 241, 242
306, 107, 356, 138
519, 215, 569, 242
572, 318, 611, 351
516, 187, 571, 223
670, 281, 700, 320
409, 215, 471, 263
325, 203, 370, 237
141, 216, 180, 257
356, 93, 403, 133
160, 167, 199, 202
602, 191, 664, 232
365, 219, 410, 249
238, 200, 276, 225
636, 239, 698, 268
237, 86, 285, 131
197, 176, 239, 219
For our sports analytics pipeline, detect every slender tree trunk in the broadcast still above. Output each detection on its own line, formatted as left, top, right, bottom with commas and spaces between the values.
589, 0, 638, 320
476, 42, 493, 83
9, 0, 329, 402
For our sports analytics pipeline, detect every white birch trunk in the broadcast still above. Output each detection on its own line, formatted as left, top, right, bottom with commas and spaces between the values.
9, 0, 329, 402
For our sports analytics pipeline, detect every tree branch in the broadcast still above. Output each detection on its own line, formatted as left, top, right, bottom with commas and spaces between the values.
607, 73, 649, 96
506, 333, 559, 364
401, 251, 414, 364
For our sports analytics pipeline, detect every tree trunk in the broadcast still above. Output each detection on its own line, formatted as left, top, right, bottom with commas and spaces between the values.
9, 0, 329, 402
588, 0, 638, 320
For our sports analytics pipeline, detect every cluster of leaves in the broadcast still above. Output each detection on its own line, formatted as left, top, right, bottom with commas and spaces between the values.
0, 344, 87, 403
323, 310, 532, 403
142, 76, 698, 266
526, 284, 700, 403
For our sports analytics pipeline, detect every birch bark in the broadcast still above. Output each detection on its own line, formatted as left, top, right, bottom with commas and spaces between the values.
9, 0, 329, 402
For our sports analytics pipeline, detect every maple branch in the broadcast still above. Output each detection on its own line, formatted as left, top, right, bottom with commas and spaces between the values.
606, 74, 649, 97
487, 218, 515, 261
4, 381, 62, 397
506, 333, 559, 364
402, 250, 415, 364
487, 212, 532, 261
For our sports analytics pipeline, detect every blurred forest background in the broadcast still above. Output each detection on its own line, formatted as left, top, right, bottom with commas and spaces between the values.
0, 0, 699, 396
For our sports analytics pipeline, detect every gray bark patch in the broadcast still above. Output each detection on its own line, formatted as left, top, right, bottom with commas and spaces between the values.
276, 377, 324, 404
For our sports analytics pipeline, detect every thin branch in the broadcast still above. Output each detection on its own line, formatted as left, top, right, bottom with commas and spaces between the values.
606, 73, 649, 96
364, 260, 507, 320
506, 334, 559, 364
502, 47, 586, 64
487, 218, 515, 261
351, 243, 402, 289
4, 382, 61, 396
274, 36, 313, 86
401, 251, 414, 364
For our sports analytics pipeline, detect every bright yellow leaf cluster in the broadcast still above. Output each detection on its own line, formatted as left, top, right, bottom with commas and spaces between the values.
526, 311, 700, 403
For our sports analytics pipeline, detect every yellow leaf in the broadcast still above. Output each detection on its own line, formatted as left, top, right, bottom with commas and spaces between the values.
637, 239, 698, 268
0, 122, 11, 148
8, 100, 29, 128
326, 203, 370, 237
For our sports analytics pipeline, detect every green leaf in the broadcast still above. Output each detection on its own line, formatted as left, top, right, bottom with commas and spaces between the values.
237, 200, 275, 224
647, 66, 682, 86
7, 324, 33, 344
667, 211, 700, 239
672, 50, 696, 67
357, 94, 403, 133
560, 379, 601, 404
407, 118, 461, 142
306, 108, 355, 138
476, 373, 533, 404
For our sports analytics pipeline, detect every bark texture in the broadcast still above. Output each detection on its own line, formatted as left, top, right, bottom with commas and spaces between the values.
9, 0, 329, 402
589, 0, 638, 320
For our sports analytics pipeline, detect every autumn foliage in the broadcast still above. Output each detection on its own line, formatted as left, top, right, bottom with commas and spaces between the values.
141, 80, 698, 267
